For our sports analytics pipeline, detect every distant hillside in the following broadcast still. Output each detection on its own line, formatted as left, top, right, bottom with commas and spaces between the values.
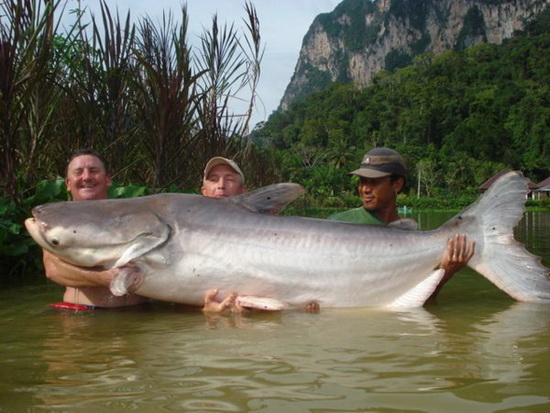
280, 0, 549, 110
253, 10, 550, 200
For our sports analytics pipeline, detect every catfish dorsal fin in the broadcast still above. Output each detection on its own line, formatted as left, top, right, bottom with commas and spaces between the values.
232, 183, 306, 215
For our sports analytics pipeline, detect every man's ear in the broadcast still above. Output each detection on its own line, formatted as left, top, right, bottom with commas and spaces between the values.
394, 177, 405, 194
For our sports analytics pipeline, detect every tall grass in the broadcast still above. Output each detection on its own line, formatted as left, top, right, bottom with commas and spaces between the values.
0, 0, 60, 203
0, 0, 267, 203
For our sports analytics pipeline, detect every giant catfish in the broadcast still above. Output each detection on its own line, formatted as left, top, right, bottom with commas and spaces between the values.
25, 171, 550, 309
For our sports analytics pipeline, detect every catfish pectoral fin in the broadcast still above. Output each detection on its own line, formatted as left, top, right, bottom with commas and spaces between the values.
110, 266, 144, 296
236, 296, 289, 311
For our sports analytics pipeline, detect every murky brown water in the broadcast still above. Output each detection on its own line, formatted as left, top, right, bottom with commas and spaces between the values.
1, 212, 549, 413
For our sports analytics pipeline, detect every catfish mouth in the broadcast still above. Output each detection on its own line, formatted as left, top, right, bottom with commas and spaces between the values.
24, 216, 105, 267
24, 217, 40, 239
24, 217, 60, 250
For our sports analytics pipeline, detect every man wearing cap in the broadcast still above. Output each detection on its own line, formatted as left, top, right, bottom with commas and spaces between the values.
329, 147, 475, 300
201, 156, 247, 198
200, 156, 321, 312
328, 147, 415, 228
199, 156, 249, 312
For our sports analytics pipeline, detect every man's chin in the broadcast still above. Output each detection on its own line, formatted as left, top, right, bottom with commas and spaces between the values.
362, 203, 378, 211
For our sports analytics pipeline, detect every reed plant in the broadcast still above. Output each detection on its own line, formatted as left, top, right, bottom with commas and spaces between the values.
1, 0, 266, 204
0, 0, 61, 204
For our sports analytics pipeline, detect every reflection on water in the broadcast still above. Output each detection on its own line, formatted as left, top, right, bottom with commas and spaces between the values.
1, 212, 550, 412
2, 285, 550, 412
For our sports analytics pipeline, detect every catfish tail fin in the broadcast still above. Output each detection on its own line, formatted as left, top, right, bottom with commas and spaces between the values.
443, 171, 550, 302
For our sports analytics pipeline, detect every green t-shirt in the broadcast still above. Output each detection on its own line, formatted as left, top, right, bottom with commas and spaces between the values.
327, 207, 385, 225
328, 207, 418, 230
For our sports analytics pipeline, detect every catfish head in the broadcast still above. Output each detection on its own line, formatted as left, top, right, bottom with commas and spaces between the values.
25, 198, 171, 269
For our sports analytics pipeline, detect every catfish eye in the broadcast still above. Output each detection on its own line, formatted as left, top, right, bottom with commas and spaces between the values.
51, 238, 59, 246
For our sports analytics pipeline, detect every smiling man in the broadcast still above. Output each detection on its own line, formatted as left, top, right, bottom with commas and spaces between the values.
42, 149, 148, 310
328, 147, 475, 301
329, 148, 409, 226
64, 150, 112, 201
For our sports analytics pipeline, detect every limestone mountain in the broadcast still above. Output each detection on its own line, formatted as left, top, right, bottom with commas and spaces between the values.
280, 0, 549, 110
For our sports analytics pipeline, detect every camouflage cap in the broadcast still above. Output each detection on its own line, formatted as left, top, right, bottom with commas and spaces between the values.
348, 148, 406, 179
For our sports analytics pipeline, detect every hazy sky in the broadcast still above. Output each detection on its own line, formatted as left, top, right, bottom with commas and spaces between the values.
66, 0, 342, 128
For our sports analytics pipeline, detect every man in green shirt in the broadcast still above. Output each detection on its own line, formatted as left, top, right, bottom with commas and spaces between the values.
329, 147, 475, 300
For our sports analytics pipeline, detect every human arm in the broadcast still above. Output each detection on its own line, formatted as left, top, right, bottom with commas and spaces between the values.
42, 249, 116, 288
428, 234, 476, 301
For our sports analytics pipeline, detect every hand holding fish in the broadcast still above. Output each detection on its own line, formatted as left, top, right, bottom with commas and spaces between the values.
439, 234, 476, 275
202, 289, 243, 313
427, 234, 476, 301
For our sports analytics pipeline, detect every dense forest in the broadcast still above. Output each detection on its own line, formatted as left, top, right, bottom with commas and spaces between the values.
252, 9, 550, 203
